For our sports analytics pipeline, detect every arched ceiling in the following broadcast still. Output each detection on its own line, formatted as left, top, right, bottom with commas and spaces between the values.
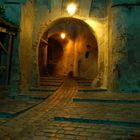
45, 17, 95, 40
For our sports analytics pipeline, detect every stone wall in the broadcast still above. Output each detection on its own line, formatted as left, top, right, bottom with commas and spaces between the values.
109, 0, 140, 92
3, 1, 22, 95
0, 0, 35, 95
19, 0, 35, 91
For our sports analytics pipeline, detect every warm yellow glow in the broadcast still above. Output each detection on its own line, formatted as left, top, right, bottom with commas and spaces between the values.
67, 3, 77, 16
60, 33, 66, 39
85, 19, 104, 38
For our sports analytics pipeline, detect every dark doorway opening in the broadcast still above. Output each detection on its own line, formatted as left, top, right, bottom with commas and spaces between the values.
46, 37, 63, 76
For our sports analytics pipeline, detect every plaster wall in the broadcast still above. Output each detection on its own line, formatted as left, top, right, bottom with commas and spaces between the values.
73, 35, 98, 79
50, 27, 98, 79
109, 1, 140, 92
1, 0, 35, 95
2, 2, 21, 95
19, 0, 35, 91
56, 40, 74, 76
111, 0, 140, 5
86, 18, 108, 87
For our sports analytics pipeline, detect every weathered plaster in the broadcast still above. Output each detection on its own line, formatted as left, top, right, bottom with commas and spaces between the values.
3, 2, 22, 95
109, 3, 140, 92
90, 0, 108, 18
19, 0, 35, 92
111, 0, 140, 5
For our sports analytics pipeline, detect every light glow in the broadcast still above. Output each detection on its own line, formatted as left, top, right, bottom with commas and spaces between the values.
60, 33, 66, 39
67, 3, 77, 16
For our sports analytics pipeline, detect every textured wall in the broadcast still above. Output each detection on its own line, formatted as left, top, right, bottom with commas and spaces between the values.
19, 0, 35, 91
2, 2, 22, 95
109, 1, 140, 92
90, 0, 108, 18
111, 0, 140, 5
55, 32, 97, 79
0, 0, 35, 95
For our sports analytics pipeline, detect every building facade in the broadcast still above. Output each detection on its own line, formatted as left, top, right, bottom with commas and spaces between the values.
0, 0, 140, 95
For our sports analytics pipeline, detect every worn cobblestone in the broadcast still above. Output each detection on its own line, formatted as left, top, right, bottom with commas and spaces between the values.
0, 78, 140, 139
32, 136, 47, 140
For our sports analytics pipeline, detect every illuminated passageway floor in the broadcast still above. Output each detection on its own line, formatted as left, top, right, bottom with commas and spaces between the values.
0, 77, 140, 140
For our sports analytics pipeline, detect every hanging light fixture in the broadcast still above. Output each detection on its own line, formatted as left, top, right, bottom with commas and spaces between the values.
60, 32, 66, 39
67, 3, 77, 16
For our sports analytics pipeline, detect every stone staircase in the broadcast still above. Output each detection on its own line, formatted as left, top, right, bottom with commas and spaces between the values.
0, 78, 140, 140
0, 77, 64, 126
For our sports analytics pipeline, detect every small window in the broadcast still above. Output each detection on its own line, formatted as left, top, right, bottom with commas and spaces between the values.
85, 51, 90, 58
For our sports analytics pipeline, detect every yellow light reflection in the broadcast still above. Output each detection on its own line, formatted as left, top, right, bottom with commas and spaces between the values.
67, 3, 77, 16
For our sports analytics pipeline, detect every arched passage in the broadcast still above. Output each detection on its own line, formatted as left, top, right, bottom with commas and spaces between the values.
38, 17, 98, 79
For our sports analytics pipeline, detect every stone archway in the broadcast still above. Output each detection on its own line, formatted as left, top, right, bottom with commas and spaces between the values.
37, 17, 99, 80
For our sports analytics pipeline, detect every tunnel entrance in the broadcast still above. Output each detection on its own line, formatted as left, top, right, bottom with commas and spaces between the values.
38, 17, 98, 79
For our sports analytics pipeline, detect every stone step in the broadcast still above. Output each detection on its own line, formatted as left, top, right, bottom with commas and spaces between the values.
39, 82, 62, 86
73, 98, 140, 104
54, 116, 140, 128
29, 88, 56, 92
76, 92, 140, 100
56, 102, 140, 122
78, 88, 107, 92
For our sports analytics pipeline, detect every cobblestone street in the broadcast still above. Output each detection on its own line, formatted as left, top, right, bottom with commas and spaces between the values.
0, 77, 140, 140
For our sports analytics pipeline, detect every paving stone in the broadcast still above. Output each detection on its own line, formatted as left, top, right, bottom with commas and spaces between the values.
64, 134, 77, 139
75, 128, 86, 132
41, 129, 58, 133
64, 130, 79, 135
32, 136, 47, 140
45, 133, 56, 137
63, 127, 75, 131
50, 138, 63, 140
34, 131, 46, 136
76, 135, 87, 140
0, 78, 140, 140
79, 131, 92, 136
55, 133, 65, 138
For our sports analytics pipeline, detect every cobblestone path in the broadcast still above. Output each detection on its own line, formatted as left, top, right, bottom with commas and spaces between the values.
0, 77, 140, 140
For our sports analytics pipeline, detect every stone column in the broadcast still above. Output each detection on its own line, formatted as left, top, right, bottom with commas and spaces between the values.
108, 0, 140, 92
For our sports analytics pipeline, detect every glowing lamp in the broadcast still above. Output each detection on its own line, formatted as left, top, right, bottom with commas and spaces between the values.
60, 33, 66, 39
67, 3, 77, 16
